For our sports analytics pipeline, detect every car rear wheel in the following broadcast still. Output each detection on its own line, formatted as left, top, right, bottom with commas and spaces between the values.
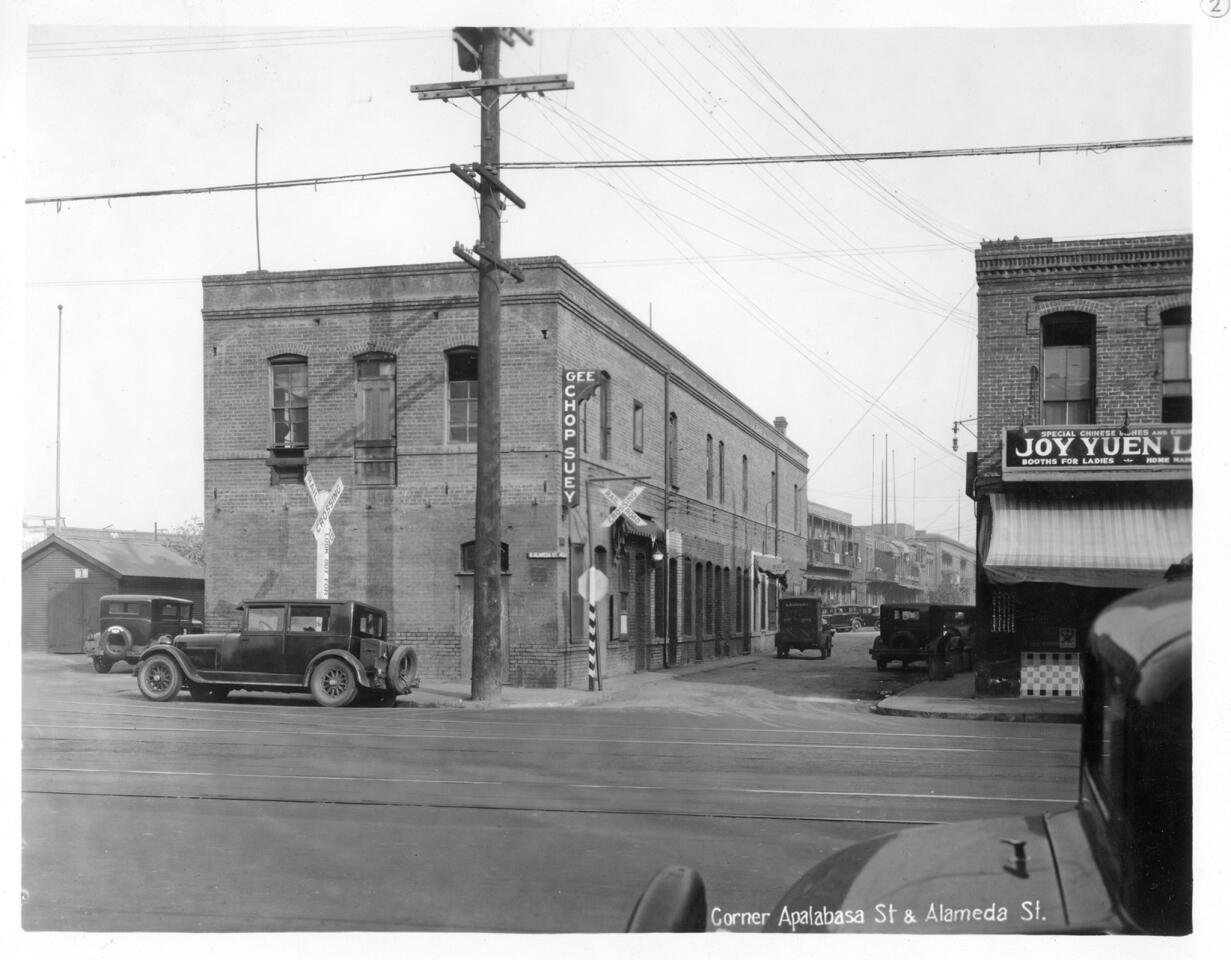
91, 657, 113, 674
386, 646, 418, 696
851, 618, 863, 630
309, 658, 358, 707
137, 654, 183, 701
876, 658, 888, 671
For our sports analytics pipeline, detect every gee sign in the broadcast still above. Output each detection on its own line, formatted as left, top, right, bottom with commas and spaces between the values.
562, 370, 601, 508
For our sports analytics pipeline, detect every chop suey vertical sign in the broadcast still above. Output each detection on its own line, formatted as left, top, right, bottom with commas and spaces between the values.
562, 370, 601, 508
1003, 425, 1192, 473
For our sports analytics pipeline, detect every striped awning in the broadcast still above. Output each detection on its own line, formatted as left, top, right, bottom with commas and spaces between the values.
982, 492, 1192, 589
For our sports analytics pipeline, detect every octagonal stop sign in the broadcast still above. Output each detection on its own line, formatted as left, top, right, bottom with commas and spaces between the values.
577, 566, 609, 603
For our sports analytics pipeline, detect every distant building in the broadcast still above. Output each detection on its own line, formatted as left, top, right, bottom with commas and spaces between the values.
22, 532, 205, 653
910, 530, 974, 604
200, 257, 809, 687
803, 502, 860, 602
847, 523, 974, 609
970, 234, 1192, 696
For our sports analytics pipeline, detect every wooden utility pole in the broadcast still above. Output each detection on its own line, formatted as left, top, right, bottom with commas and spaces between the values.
412, 28, 571, 701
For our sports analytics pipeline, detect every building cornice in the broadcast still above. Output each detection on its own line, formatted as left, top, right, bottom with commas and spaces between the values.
975, 234, 1192, 284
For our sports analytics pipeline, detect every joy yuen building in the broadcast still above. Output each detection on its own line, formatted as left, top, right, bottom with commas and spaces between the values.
200, 257, 808, 687
970, 234, 1192, 697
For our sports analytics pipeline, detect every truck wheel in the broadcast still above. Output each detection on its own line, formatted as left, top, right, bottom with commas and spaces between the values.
137, 654, 183, 701
92, 658, 113, 674
310, 658, 358, 707
876, 658, 888, 671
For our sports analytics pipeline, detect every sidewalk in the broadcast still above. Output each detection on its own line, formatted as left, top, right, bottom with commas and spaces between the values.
872, 671, 1081, 724
412, 656, 1082, 723
410, 654, 742, 709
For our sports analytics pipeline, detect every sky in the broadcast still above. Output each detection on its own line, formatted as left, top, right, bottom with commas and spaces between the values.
8, 2, 1213, 553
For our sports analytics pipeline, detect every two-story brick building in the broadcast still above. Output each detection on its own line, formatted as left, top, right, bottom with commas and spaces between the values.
970, 234, 1192, 696
200, 256, 808, 687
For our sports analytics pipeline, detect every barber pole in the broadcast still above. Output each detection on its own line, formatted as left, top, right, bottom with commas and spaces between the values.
577, 565, 609, 691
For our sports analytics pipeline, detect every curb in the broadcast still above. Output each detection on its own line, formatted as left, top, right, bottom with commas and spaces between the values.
873, 700, 1081, 724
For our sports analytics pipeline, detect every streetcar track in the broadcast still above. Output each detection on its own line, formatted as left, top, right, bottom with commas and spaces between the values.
20, 784, 954, 827
23, 764, 1076, 806
22, 697, 1078, 744
21, 724, 1079, 761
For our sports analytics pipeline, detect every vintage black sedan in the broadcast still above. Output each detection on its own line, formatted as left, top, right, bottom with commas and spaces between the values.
83, 594, 202, 673
134, 598, 418, 707
627, 564, 1191, 934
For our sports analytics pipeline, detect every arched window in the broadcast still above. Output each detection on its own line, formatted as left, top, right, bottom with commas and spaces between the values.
682, 557, 693, 635
270, 354, 309, 449
741, 455, 748, 513
706, 435, 714, 499
268, 354, 308, 483
1161, 306, 1191, 423
446, 348, 479, 442
668, 412, 678, 486
1042, 312, 1094, 425
355, 352, 396, 485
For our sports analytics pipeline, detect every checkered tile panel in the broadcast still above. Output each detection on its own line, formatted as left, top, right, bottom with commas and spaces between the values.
1021, 652, 1082, 698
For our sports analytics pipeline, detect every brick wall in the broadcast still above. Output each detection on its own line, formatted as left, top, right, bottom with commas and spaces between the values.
202, 257, 809, 686
971, 234, 1192, 694
974, 235, 1192, 466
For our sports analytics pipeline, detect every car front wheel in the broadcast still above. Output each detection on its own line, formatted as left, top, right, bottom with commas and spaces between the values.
310, 658, 358, 707
137, 654, 183, 701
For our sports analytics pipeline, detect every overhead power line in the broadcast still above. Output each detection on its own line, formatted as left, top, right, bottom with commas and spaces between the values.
26, 136, 1191, 206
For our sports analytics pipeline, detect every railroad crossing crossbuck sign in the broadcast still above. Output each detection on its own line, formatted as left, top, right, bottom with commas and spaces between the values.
305, 471, 343, 598
599, 484, 646, 529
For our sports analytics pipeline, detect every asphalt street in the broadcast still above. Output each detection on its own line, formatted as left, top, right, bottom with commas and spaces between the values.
21, 633, 1080, 932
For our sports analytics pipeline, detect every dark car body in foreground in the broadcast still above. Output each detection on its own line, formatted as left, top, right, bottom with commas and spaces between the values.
774, 597, 834, 658
628, 566, 1192, 934
134, 598, 418, 707
82, 594, 202, 673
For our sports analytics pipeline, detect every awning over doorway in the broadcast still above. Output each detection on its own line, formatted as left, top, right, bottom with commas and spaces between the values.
754, 554, 788, 578
982, 491, 1192, 589
616, 515, 665, 543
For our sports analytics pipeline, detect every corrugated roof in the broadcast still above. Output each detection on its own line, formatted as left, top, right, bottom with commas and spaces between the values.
23, 534, 204, 581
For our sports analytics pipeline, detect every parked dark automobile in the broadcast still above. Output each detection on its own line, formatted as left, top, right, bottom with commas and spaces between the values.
775, 597, 835, 659
627, 563, 1192, 934
825, 604, 878, 632
82, 594, 203, 673
134, 598, 418, 707
870, 603, 975, 671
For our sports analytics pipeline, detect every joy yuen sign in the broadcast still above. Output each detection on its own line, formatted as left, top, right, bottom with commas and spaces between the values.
1003, 424, 1191, 478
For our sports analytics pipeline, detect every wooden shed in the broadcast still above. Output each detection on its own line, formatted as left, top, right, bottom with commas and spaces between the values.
22, 533, 205, 653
